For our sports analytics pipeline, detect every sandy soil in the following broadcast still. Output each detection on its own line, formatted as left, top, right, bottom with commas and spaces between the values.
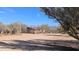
0, 33, 78, 51
0, 33, 76, 41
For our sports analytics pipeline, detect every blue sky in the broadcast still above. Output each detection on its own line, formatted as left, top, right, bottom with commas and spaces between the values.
0, 7, 59, 27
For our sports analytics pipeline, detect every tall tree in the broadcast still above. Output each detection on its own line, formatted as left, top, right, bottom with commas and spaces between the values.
40, 7, 79, 40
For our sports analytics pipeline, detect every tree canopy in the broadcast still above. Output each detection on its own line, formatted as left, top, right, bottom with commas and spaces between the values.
40, 7, 79, 40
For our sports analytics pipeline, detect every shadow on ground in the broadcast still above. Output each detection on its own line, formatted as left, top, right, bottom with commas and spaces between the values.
46, 34, 69, 37
0, 39, 79, 51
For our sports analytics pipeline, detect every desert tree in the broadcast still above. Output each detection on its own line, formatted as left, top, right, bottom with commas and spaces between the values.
39, 24, 50, 33
49, 26, 59, 33
8, 22, 22, 34
40, 7, 79, 40
57, 25, 65, 33
21, 23, 27, 33
0, 22, 6, 34
0, 22, 28, 34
